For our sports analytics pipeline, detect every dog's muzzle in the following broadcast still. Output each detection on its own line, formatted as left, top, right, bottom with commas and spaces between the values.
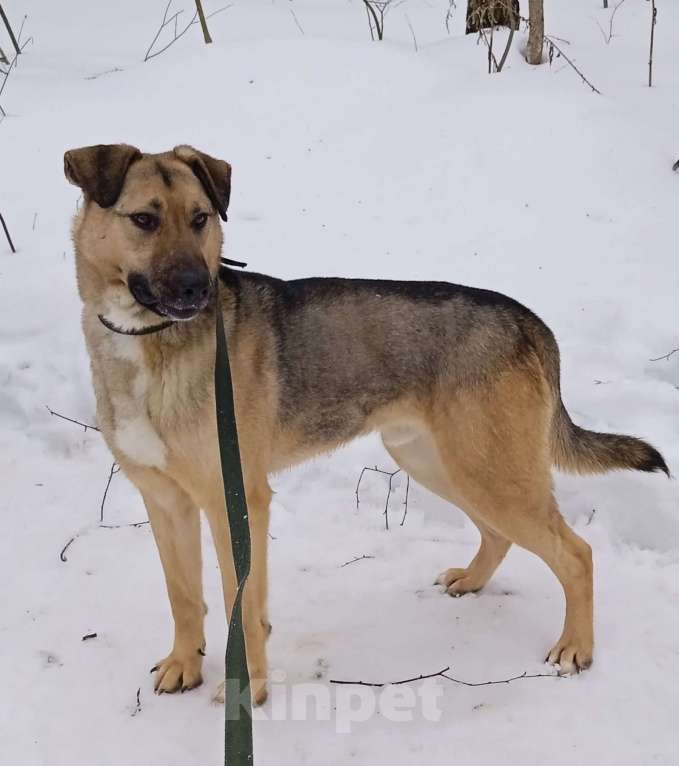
128, 267, 211, 321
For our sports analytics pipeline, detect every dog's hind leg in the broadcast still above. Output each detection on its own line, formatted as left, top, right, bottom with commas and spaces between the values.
381, 427, 511, 595
430, 367, 594, 673
124, 464, 206, 694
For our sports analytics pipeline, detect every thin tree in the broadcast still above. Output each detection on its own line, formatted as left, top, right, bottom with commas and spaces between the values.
194, 0, 212, 44
526, 0, 544, 64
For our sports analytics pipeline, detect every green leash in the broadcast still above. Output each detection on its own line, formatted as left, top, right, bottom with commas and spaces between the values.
214, 289, 254, 765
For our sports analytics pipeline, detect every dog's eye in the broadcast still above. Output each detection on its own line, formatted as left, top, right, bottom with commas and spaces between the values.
130, 213, 159, 232
192, 213, 209, 230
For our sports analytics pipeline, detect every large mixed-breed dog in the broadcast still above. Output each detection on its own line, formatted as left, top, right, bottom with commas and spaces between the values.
64, 144, 669, 704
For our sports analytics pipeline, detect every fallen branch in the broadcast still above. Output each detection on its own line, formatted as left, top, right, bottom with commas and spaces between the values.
649, 347, 679, 362
82, 632, 98, 641
1, 211, 15, 252
330, 665, 561, 688
84, 66, 123, 81
340, 554, 375, 568
544, 33, 601, 94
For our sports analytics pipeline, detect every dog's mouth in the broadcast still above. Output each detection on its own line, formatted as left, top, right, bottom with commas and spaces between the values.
128, 272, 211, 322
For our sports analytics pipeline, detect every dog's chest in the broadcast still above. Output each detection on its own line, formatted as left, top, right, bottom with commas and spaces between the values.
103, 335, 168, 470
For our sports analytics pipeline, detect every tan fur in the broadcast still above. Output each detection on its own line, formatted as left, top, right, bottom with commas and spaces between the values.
66, 144, 667, 704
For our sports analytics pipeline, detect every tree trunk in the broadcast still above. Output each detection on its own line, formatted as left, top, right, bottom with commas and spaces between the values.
466, 0, 520, 35
526, 0, 544, 65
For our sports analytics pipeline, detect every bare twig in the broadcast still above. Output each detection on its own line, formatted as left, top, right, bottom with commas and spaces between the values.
290, 8, 304, 35
477, 27, 499, 73
194, 0, 212, 43
98, 462, 149, 529
0, 46, 8, 65
355, 465, 409, 530
400, 474, 410, 526
145, 1, 231, 62
586, 508, 597, 526
0, 4, 20, 56
60, 536, 76, 562
330, 665, 561, 688
82, 633, 98, 641
596, 0, 628, 45
100, 463, 121, 524
362, 0, 389, 41
46, 406, 99, 432
496, 0, 516, 71
649, 347, 679, 362
648, 0, 656, 87
1, 211, 15, 252
59, 442, 148, 561
0, 24, 33, 118
673, 159, 679, 172
340, 554, 375, 568
131, 688, 142, 717
404, 13, 418, 52
445, 0, 456, 35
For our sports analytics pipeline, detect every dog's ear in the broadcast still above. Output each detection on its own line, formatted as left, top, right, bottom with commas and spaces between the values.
64, 144, 141, 208
173, 145, 231, 221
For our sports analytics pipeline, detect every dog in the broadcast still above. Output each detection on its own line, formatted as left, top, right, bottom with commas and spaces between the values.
64, 143, 668, 704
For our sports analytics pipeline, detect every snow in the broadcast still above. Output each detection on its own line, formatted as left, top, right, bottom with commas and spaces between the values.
1, 0, 678, 763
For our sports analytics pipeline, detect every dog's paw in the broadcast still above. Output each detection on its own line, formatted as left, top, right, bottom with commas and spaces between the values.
213, 678, 268, 707
151, 649, 204, 694
546, 636, 593, 675
436, 567, 484, 596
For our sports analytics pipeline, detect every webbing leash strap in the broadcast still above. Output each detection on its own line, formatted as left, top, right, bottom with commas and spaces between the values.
214, 291, 254, 765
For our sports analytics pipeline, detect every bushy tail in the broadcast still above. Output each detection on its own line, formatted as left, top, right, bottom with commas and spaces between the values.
551, 402, 670, 477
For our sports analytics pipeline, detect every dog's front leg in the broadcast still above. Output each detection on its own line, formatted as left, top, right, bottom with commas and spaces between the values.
202, 479, 272, 707
125, 464, 206, 694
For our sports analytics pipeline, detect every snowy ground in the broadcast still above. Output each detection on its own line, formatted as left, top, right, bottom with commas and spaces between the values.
1, 0, 679, 763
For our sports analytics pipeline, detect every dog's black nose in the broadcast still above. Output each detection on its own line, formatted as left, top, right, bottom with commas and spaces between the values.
173, 267, 210, 306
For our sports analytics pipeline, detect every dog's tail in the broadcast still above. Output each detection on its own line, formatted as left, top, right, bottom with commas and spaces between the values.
550, 401, 669, 477
524, 312, 669, 478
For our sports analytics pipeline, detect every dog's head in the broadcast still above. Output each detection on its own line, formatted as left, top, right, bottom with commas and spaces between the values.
64, 144, 231, 323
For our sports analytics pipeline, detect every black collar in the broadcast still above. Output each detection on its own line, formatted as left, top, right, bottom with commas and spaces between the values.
97, 314, 176, 336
